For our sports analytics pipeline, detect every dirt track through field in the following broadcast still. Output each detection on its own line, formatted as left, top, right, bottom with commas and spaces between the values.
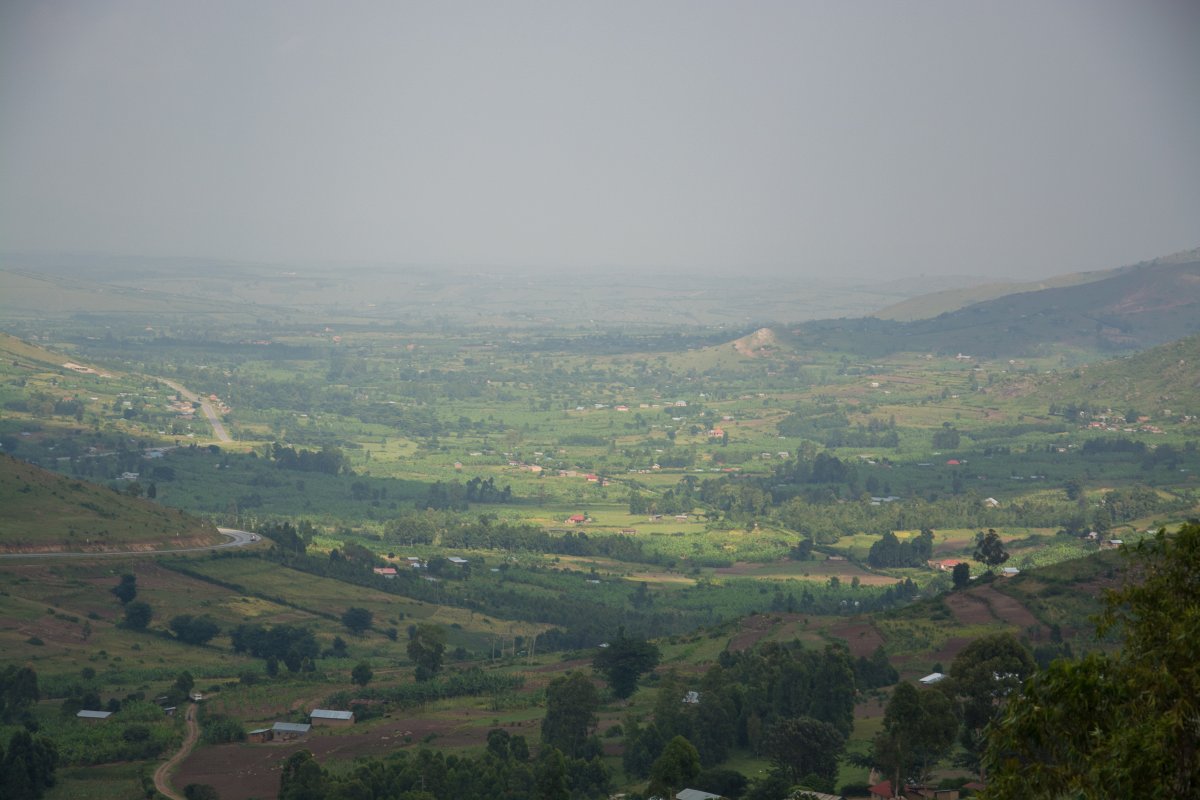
155, 704, 199, 800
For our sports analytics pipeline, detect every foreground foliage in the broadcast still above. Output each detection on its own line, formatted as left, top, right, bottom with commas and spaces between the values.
985, 523, 1200, 798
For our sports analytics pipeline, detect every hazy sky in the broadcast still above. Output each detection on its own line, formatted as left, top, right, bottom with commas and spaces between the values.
1, 1, 1198, 280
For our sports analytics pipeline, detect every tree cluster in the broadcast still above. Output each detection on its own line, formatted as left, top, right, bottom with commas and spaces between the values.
1, 730, 58, 800
624, 643, 857, 784
277, 735, 611, 800
270, 442, 347, 475
230, 623, 319, 673
169, 615, 221, 646
867, 529, 934, 568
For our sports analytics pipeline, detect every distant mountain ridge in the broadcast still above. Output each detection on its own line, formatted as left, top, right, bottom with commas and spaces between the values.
872, 246, 1200, 322
788, 257, 1200, 358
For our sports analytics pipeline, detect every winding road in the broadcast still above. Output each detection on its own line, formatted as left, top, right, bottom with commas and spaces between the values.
0, 527, 258, 559
155, 704, 200, 800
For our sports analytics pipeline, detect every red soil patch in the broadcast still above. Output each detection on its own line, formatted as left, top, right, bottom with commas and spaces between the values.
828, 620, 885, 659
972, 585, 1045, 633
930, 636, 974, 667
943, 592, 994, 626
945, 583, 1045, 635
726, 613, 782, 652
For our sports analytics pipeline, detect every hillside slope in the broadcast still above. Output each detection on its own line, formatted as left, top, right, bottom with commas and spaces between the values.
1017, 332, 1200, 418
0, 454, 221, 552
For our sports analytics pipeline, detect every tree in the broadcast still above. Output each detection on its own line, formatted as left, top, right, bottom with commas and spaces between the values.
111, 573, 137, 605
932, 424, 960, 449
534, 746, 570, 800
951, 561, 971, 590
948, 632, 1034, 768
765, 716, 844, 784
173, 671, 195, 698
340, 607, 373, 635
592, 628, 660, 699
985, 524, 1200, 798
541, 672, 599, 759
278, 750, 325, 800
648, 735, 701, 799
169, 615, 220, 646
1, 729, 58, 800
1063, 478, 1083, 501
872, 681, 958, 788
973, 528, 1009, 572
0, 666, 39, 723
333, 635, 350, 656
406, 623, 446, 681
351, 662, 373, 687
122, 600, 153, 630
183, 785, 220, 800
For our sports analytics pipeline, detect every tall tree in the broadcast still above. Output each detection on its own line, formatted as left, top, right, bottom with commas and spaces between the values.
948, 632, 1034, 768
647, 735, 701, 800
872, 681, 958, 788
407, 623, 446, 681
0, 666, 39, 723
973, 528, 1010, 572
951, 561, 971, 589
541, 672, 599, 759
985, 524, 1200, 798
592, 628, 660, 699
533, 747, 570, 800
1, 729, 58, 800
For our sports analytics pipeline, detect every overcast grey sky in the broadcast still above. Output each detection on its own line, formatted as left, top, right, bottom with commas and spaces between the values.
1, 1, 1197, 280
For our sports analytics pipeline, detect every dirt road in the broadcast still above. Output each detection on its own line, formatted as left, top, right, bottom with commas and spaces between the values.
160, 378, 231, 443
156, 704, 200, 800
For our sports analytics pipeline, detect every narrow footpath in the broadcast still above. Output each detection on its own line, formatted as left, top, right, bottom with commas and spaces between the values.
154, 704, 200, 800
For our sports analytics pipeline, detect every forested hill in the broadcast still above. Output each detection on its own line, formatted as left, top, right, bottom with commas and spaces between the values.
789, 258, 1200, 358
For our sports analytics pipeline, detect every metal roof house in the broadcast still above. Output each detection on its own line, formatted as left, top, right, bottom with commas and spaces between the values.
271, 722, 311, 739
76, 709, 113, 721
677, 789, 724, 800
919, 672, 947, 685
310, 708, 355, 726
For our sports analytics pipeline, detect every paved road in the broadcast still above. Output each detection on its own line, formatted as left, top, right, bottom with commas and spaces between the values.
0, 527, 257, 559
155, 704, 200, 800
160, 378, 231, 443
